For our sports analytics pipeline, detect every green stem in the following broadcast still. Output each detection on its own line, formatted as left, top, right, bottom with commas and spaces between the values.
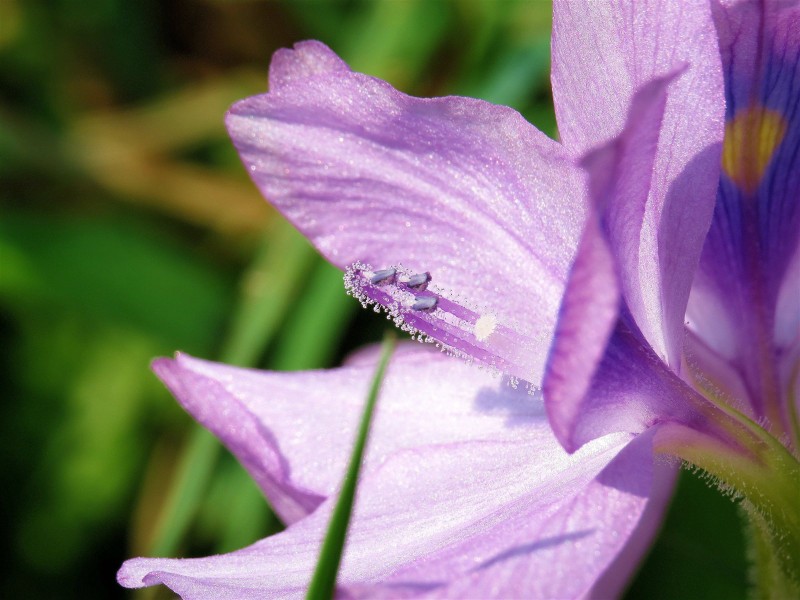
743, 503, 800, 600
655, 419, 800, 595
147, 427, 219, 557
786, 362, 800, 454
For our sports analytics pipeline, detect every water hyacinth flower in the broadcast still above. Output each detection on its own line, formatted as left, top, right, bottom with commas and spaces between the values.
119, 0, 800, 597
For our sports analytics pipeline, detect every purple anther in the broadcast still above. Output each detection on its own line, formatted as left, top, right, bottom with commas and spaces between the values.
369, 268, 397, 285
412, 295, 438, 312
405, 272, 431, 291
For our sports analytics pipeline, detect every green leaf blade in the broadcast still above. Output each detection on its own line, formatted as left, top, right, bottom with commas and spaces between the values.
306, 334, 397, 600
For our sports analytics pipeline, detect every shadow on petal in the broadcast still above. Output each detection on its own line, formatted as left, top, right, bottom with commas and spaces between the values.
472, 530, 594, 572
472, 383, 546, 428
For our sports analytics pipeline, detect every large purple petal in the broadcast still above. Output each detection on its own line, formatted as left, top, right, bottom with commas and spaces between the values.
544, 74, 671, 450
552, 0, 725, 368
690, 0, 800, 429
226, 41, 587, 384
373, 431, 675, 600
119, 416, 671, 599
152, 347, 545, 524
585, 440, 677, 600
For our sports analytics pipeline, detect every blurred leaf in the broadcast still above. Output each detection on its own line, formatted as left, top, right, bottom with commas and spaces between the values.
460, 39, 551, 108
146, 427, 220, 558
342, 0, 451, 87
70, 70, 271, 238
72, 70, 264, 157
221, 221, 317, 367
11, 321, 165, 573
144, 221, 318, 558
0, 211, 233, 353
0, 0, 22, 51
270, 259, 357, 371
523, 101, 559, 141
0, 2, 63, 123
625, 469, 748, 599
283, 0, 350, 43
198, 455, 282, 554
60, 0, 163, 101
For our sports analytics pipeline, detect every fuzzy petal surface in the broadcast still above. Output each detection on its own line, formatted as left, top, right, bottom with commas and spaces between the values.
552, 0, 725, 367
120, 351, 672, 598
226, 40, 587, 384
565, 322, 704, 451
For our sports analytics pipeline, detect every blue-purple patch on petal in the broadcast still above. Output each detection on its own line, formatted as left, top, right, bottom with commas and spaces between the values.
691, 0, 800, 429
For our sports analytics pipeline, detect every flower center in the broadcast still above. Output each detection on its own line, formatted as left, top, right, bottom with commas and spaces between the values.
345, 262, 539, 390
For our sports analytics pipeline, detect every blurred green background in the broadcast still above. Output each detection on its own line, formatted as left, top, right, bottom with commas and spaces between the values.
0, 1, 748, 598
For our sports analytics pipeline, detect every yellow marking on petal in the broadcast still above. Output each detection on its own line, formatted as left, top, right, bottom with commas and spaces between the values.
722, 106, 787, 194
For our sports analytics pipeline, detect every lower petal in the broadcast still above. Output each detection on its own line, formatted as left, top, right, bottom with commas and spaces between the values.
119, 427, 670, 599
152, 347, 546, 524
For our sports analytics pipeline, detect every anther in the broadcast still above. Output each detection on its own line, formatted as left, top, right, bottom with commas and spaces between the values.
369, 268, 397, 285
404, 272, 431, 291
412, 296, 437, 312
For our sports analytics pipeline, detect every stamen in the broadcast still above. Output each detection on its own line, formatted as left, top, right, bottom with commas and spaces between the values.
345, 262, 540, 389
370, 268, 397, 285
404, 272, 431, 291
412, 296, 437, 312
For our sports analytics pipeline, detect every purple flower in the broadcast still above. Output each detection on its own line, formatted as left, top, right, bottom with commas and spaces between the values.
119, 1, 800, 598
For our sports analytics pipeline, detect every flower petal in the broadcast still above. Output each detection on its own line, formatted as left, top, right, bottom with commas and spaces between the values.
542, 212, 619, 450
690, 0, 800, 425
549, 321, 695, 452
119, 421, 670, 599
152, 347, 545, 524
585, 441, 677, 600
544, 74, 672, 450
372, 431, 674, 600
682, 328, 754, 417
226, 41, 586, 384
556, 318, 748, 454
552, 0, 725, 367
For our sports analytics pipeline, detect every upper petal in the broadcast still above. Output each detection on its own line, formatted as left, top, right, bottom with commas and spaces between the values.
119, 417, 671, 599
153, 346, 546, 524
552, 0, 725, 368
226, 41, 587, 384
